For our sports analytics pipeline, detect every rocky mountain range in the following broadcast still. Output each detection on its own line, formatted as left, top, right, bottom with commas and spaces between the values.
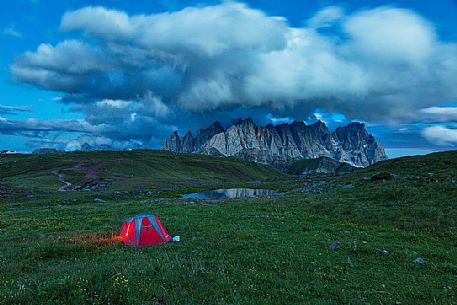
161, 118, 387, 168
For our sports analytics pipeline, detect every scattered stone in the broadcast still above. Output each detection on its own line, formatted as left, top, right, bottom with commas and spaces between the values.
371, 172, 394, 182
301, 185, 323, 194
413, 257, 425, 265
95, 198, 107, 203
329, 241, 342, 250
341, 183, 354, 189
391, 173, 406, 180
381, 248, 390, 256
73, 180, 112, 192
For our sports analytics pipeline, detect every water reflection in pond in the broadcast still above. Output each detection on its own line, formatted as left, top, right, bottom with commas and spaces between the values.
182, 188, 280, 199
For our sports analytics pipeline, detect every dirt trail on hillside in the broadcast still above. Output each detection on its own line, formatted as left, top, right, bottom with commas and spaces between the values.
52, 162, 105, 192
55, 172, 72, 192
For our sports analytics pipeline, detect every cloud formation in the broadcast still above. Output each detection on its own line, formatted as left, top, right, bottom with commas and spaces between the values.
418, 107, 457, 123
0, 104, 32, 115
0, 117, 98, 133
7, 2, 457, 149
2, 24, 22, 37
422, 126, 457, 146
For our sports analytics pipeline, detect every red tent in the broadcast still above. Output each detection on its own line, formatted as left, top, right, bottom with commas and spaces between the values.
120, 213, 172, 247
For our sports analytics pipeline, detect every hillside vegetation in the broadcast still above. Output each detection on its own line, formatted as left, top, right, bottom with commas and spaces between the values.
309, 150, 457, 232
0, 150, 285, 194
0, 150, 456, 304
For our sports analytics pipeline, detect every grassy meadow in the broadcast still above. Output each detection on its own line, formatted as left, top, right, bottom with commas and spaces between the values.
0, 150, 456, 304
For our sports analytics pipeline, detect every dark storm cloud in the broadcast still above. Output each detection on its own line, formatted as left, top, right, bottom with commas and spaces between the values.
7, 2, 457, 149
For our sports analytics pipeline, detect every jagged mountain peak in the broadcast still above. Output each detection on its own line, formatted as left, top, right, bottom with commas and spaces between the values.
202, 120, 223, 131
231, 117, 257, 130
161, 118, 387, 168
197, 121, 225, 135
335, 122, 365, 132
347, 121, 365, 127
291, 120, 306, 127
312, 120, 325, 126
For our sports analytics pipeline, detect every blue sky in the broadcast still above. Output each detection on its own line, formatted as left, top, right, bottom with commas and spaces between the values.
1, 0, 457, 155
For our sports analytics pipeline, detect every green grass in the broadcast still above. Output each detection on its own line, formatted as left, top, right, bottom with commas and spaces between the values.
0, 150, 286, 194
0, 150, 456, 304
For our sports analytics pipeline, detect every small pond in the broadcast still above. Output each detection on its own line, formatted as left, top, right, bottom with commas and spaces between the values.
182, 188, 281, 199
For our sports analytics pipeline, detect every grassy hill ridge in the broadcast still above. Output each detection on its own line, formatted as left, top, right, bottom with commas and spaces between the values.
0, 149, 285, 194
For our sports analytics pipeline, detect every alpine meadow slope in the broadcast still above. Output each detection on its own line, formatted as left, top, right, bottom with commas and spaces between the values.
0, 150, 455, 304
0, 149, 285, 195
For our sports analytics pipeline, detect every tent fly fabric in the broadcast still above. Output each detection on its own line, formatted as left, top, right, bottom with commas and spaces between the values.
120, 213, 172, 247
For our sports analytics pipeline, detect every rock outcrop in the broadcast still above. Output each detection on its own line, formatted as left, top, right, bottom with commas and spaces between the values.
286, 156, 357, 175
161, 118, 387, 168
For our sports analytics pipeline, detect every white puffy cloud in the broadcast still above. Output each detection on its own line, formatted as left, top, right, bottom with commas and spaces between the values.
61, 3, 287, 57
61, 6, 131, 38
343, 7, 436, 63
422, 126, 457, 146
6, 2, 457, 149
11, 40, 113, 92
308, 6, 344, 28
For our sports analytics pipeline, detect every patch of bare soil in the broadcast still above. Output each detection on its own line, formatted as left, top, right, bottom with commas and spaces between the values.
72, 161, 105, 179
